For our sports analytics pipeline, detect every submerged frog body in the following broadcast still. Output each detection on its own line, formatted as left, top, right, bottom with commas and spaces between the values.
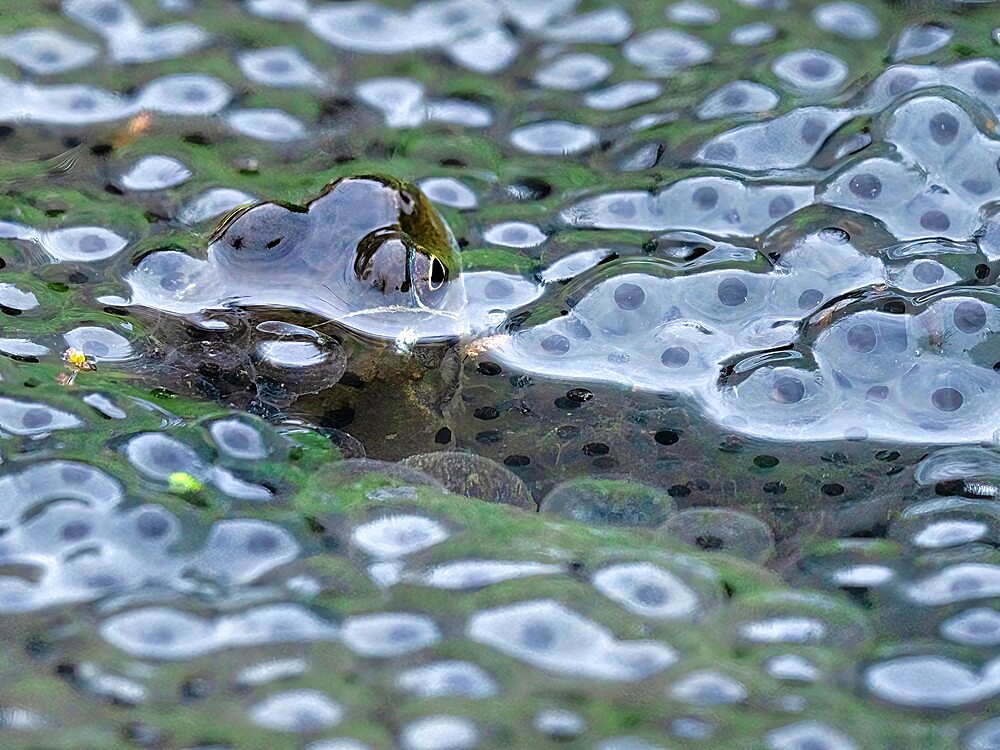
127, 175, 471, 342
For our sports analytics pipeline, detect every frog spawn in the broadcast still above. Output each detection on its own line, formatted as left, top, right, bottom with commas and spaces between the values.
124, 176, 470, 343
0, 443, 969, 748
493, 73, 1000, 443
5, 2, 990, 748
0, 457, 291, 613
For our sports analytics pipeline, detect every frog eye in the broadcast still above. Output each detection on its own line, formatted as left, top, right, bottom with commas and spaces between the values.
398, 190, 416, 214
428, 256, 447, 291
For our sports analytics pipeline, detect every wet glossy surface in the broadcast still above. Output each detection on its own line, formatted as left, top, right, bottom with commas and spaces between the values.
1, 0, 1000, 747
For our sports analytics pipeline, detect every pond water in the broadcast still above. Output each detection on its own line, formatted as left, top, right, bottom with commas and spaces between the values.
1, 0, 999, 747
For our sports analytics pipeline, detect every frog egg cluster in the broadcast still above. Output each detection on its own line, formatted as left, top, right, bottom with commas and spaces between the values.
623, 28, 713, 76
823, 96, 1000, 242
732, 591, 868, 648
892, 23, 953, 61
864, 548, 1000, 713
865, 655, 1000, 709
236, 46, 325, 89
120, 155, 191, 191
123, 432, 271, 500
591, 562, 703, 620
63, 326, 133, 361
696, 80, 779, 120
225, 108, 307, 143
500, 60, 1000, 444
102, 603, 336, 660
404, 559, 562, 589
0, 29, 98, 74
0, 283, 40, 313
0, 460, 290, 613
63, 0, 210, 63
339, 612, 441, 657
400, 716, 478, 750
764, 721, 859, 750
534, 53, 612, 91
696, 107, 854, 170
584, 80, 663, 111
812, 1, 880, 40
771, 49, 850, 93
303, 0, 631, 74
483, 221, 547, 248
177, 188, 256, 224
729, 21, 776, 46
509, 120, 599, 156
562, 176, 812, 234
418, 177, 478, 210
250, 689, 343, 733
355, 77, 492, 129
670, 670, 748, 706
662, 508, 775, 563
467, 599, 677, 681
0, 397, 82, 436
395, 661, 498, 699
534, 708, 586, 739
0, 222, 129, 263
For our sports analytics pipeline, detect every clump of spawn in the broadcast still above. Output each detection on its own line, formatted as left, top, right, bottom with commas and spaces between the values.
125, 175, 476, 415
126, 175, 466, 343
493, 58, 1000, 445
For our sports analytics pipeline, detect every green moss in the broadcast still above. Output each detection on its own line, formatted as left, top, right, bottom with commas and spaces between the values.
460, 247, 540, 273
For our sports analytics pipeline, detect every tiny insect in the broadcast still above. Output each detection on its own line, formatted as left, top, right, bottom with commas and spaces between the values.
57, 347, 97, 386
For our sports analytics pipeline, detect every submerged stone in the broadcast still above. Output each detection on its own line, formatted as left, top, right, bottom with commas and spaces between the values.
401, 452, 535, 509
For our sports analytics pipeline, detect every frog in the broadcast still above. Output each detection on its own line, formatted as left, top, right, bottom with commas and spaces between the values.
125, 174, 472, 344
120, 175, 544, 456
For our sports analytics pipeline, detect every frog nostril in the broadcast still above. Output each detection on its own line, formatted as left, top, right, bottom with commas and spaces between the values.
230, 235, 244, 250
265, 236, 283, 249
